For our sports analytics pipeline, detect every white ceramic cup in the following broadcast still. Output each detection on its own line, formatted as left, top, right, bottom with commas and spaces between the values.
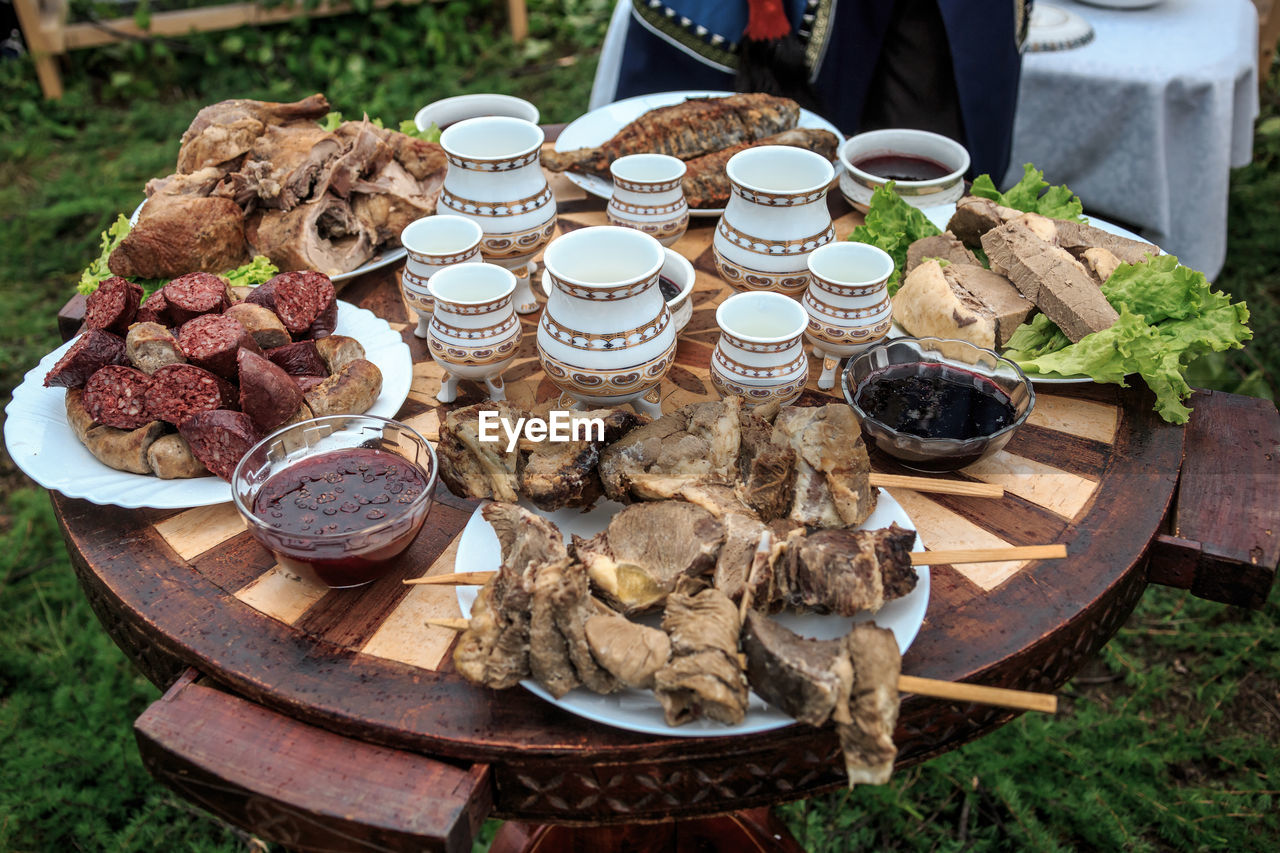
399, 215, 484, 337
803, 242, 895, 390
537, 226, 674, 419
607, 153, 689, 247
712, 145, 836, 296
711, 291, 810, 407
427, 262, 522, 403
838, 128, 970, 213
438, 116, 557, 314
414, 93, 540, 133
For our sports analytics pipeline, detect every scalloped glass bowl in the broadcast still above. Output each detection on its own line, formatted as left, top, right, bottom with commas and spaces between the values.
842, 337, 1035, 472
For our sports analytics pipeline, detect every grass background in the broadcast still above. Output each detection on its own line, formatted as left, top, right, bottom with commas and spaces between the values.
0, 3, 1277, 850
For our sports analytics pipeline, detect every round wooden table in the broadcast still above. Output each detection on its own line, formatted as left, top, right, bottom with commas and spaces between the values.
51, 179, 1278, 853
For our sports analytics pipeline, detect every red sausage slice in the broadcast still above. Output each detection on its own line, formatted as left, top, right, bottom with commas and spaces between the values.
238, 348, 304, 434
177, 314, 262, 380
144, 363, 237, 427
271, 271, 338, 339
44, 330, 128, 389
266, 340, 329, 377
135, 289, 170, 326
178, 410, 261, 482
81, 365, 153, 429
83, 276, 143, 334
163, 272, 231, 325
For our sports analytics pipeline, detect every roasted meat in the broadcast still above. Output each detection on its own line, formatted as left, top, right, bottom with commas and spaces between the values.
654, 588, 749, 726
543, 94, 800, 176
771, 404, 877, 528
598, 397, 742, 502
436, 402, 525, 503
237, 123, 344, 211
839, 623, 901, 786
572, 501, 724, 614
176, 94, 331, 174
519, 409, 640, 511
351, 160, 440, 246
681, 128, 840, 209
736, 407, 796, 521
108, 195, 249, 280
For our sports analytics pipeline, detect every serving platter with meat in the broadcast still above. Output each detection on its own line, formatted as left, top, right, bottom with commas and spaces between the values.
548, 90, 843, 216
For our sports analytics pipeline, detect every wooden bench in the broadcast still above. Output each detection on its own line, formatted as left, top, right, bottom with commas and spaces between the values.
13, 0, 530, 100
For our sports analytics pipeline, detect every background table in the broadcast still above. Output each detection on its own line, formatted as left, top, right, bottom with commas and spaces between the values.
50, 179, 1278, 851
1010, 0, 1260, 278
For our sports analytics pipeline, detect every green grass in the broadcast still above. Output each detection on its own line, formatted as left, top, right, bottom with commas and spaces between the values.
0, 6, 1277, 850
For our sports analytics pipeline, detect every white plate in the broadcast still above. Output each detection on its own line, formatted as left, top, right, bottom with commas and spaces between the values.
4, 301, 412, 509
555, 90, 844, 217
891, 203, 1158, 385
129, 199, 405, 283
455, 491, 929, 738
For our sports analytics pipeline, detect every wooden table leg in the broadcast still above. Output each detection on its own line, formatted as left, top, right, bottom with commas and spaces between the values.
490, 807, 807, 853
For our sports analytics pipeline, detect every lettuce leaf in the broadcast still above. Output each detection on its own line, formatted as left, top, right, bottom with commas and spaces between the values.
77, 214, 141, 295
1010, 258, 1252, 423
847, 182, 941, 295
971, 163, 1085, 222
318, 111, 440, 143
220, 255, 279, 289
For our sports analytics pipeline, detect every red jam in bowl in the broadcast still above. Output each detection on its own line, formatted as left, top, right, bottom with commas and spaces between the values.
250, 447, 431, 588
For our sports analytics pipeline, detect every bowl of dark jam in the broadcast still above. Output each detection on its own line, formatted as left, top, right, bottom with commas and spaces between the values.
838, 128, 970, 213
842, 337, 1035, 472
232, 415, 438, 589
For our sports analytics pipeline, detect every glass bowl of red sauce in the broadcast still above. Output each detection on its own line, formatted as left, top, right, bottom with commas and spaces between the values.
841, 337, 1035, 472
232, 415, 438, 589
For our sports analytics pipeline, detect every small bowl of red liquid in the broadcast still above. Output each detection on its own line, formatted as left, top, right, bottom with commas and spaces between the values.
841, 337, 1035, 473
838, 128, 970, 213
232, 415, 438, 589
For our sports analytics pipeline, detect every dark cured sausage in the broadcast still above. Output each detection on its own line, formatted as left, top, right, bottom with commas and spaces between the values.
44, 330, 128, 388
125, 322, 185, 375
266, 340, 328, 377
163, 272, 231, 325
144, 363, 237, 426
224, 303, 291, 349
135, 290, 170, 325
81, 365, 153, 429
83, 276, 142, 334
177, 314, 262, 379
293, 375, 328, 393
178, 409, 260, 481
237, 348, 304, 434
271, 271, 337, 339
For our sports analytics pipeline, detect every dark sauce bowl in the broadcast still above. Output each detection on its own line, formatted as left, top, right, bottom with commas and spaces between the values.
232, 415, 438, 589
842, 337, 1035, 472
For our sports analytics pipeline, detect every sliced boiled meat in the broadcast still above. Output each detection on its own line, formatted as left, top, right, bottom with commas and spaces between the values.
44, 330, 128, 389
162, 272, 231, 325
83, 276, 143, 334
237, 348, 304, 434
178, 410, 261, 482
144, 363, 237, 426
177, 313, 262, 379
266, 340, 328, 376
82, 365, 153, 429
125, 322, 186, 374
270, 271, 337, 339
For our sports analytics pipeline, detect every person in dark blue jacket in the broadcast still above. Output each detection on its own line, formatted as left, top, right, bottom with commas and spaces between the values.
590, 0, 1029, 180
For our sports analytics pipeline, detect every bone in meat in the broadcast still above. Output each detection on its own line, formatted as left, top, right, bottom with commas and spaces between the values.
771, 404, 876, 528
177, 94, 331, 174
759, 524, 917, 616
435, 402, 525, 503
519, 408, 639, 511
245, 194, 374, 275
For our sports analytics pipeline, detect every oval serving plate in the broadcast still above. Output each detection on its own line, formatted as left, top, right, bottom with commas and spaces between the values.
454, 491, 929, 738
4, 302, 412, 509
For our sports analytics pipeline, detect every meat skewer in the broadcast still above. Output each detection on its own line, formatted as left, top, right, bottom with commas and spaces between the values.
405, 543, 1068, 586
423, 616, 1057, 715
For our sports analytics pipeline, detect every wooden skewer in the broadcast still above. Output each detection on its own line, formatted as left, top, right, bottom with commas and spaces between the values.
420, 617, 1057, 713
404, 544, 1068, 587
869, 473, 1004, 499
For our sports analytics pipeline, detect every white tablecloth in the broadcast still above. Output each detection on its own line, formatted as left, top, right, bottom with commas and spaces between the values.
1008, 0, 1259, 278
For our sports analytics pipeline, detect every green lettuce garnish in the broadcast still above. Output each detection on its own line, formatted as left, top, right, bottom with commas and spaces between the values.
78, 214, 141, 294
1007, 255, 1251, 423
847, 182, 941, 295
319, 111, 440, 143
220, 255, 279, 289
970, 163, 1085, 222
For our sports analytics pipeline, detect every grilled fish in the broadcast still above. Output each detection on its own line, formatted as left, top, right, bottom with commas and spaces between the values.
544, 93, 801, 176
682, 128, 841, 209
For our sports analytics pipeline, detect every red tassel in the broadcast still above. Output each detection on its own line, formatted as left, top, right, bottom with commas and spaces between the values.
744, 0, 792, 41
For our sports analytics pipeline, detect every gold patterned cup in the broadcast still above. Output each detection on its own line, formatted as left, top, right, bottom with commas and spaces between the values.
803, 242, 895, 390
399, 215, 484, 338
711, 291, 810, 407
536, 226, 674, 419
438, 116, 557, 314
712, 145, 836, 296
606, 153, 689, 247
426, 262, 522, 403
